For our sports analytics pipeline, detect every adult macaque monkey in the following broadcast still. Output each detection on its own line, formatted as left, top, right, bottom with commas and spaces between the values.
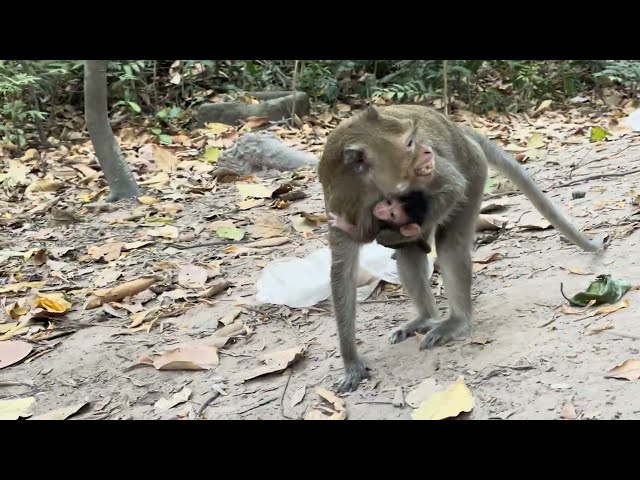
318, 105, 606, 393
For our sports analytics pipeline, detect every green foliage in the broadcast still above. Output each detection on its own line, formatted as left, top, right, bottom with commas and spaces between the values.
0, 59, 634, 150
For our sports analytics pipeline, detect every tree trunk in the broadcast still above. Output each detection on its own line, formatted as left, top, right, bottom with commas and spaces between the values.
84, 60, 140, 202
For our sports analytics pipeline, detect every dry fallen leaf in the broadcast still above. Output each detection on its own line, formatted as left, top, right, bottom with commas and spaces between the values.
304, 387, 347, 420
561, 400, 577, 420
585, 319, 613, 335
151, 144, 180, 172
0, 281, 44, 294
406, 378, 442, 408
412, 377, 474, 420
5, 303, 29, 320
240, 345, 306, 381
0, 397, 36, 420
246, 212, 288, 239
154, 387, 192, 411
290, 385, 306, 408
476, 214, 508, 231
178, 264, 209, 289
147, 225, 179, 239
605, 359, 640, 381
236, 183, 274, 199
30, 401, 89, 420
566, 266, 591, 275
88, 242, 124, 262
244, 237, 290, 248
238, 198, 265, 210
140, 345, 219, 371
35, 292, 72, 313
94, 269, 123, 288
291, 214, 317, 234
84, 276, 161, 310
0, 340, 33, 369
516, 211, 551, 230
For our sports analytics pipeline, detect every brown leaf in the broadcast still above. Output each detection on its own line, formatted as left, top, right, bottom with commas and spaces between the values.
516, 211, 551, 230
238, 199, 265, 210
291, 214, 317, 234
476, 214, 508, 231
561, 401, 577, 420
144, 346, 219, 371
94, 269, 123, 288
88, 242, 124, 262
480, 198, 514, 214
301, 212, 328, 223
565, 266, 591, 275
271, 183, 294, 198
151, 144, 180, 172
220, 307, 242, 326
585, 319, 613, 335
0, 340, 33, 369
128, 309, 153, 328
84, 276, 161, 310
243, 237, 290, 248
605, 359, 640, 381
178, 264, 208, 289
197, 281, 232, 299
243, 116, 269, 130
240, 345, 306, 381
304, 387, 347, 420
246, 212, 288, 239
473, 253, 504, 264
290, 385, 306, 408
154, 387, 192, 412
147, 225, 179, 239
30, 402, 89, 420
471, 335, 492, 345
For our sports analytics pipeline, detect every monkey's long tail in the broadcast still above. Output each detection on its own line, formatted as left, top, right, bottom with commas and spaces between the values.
464, 127, 604, 252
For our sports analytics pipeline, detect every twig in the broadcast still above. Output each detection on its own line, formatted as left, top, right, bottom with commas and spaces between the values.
236, 395, 278, 415
289, 60, 300, 127
537, 312, 557, 328
171, 240, 253, 249
484, 190, 521, 200
568, 148, 592, 177
196, 391, 221, 418
442, 60, 449, 116
550, 167, 640, 190
280, 368, 297, 420
359, 298, 409, 304
355, 400, 394, 405
604, 331, 640, 341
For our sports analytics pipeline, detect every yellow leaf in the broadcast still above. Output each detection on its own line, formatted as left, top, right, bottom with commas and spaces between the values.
567, 266, 591, 275
147, 225, 179, 239
0, 281, 44, 294
534, 99, 552, 113
0, 322, 18, 334
237, 199, 265, 210
206, 123, 232, 135
25, 179, 64, 194
236, 183, 273, 199
412, 377, 474, 420
526, 132, 545, 149
138, 196, 159, 205
0, 397, 36, 420
201, 147, 220, 163
35, 293, 72, 313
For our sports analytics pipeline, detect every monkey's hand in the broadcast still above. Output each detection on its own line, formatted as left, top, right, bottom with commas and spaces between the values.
328, 212, 358, 238
399, 223, 421, 237
375, 228, 417, 249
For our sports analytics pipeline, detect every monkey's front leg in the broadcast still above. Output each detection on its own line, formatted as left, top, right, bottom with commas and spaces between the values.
329, 228, 370, 392
388, 244, 439, 344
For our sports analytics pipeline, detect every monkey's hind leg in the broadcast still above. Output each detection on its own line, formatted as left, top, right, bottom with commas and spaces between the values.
419, 219, 475, 350
329, 231, 371, 393
388, 244, 439, 344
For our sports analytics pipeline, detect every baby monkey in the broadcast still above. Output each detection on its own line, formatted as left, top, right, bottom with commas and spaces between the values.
329, 189, 428, 245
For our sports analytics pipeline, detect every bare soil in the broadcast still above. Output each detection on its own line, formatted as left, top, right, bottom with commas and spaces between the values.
2, 133, 640, 421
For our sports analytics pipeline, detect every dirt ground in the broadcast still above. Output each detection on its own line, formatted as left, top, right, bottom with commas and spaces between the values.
2, 129, 640, 420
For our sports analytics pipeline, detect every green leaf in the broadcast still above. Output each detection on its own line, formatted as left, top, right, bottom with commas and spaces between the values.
590, 126, 611, 142
565, 274, 632, 307
128, 102, 142, 114
150, 128, 162, 135
159, 134, 173, 145
216, 226, 245, 241
200, 147, 220, 163
484, 177, 499, 193
169, 107, 181, 118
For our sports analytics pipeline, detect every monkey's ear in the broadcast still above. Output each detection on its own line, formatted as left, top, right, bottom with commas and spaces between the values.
343, 145, 367, 172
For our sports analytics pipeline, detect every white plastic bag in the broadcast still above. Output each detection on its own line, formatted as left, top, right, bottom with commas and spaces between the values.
255, 242, 433, 308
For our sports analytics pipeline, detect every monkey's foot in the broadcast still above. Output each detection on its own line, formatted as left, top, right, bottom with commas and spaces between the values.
388, 318, 433, 344
419, 316, 470, 350
335, 359, 370, 393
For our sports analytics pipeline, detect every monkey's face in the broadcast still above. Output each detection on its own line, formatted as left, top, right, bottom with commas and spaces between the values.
373, 198, 410, 226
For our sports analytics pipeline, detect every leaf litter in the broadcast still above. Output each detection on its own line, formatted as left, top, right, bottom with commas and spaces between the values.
1, 91, 640, 420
